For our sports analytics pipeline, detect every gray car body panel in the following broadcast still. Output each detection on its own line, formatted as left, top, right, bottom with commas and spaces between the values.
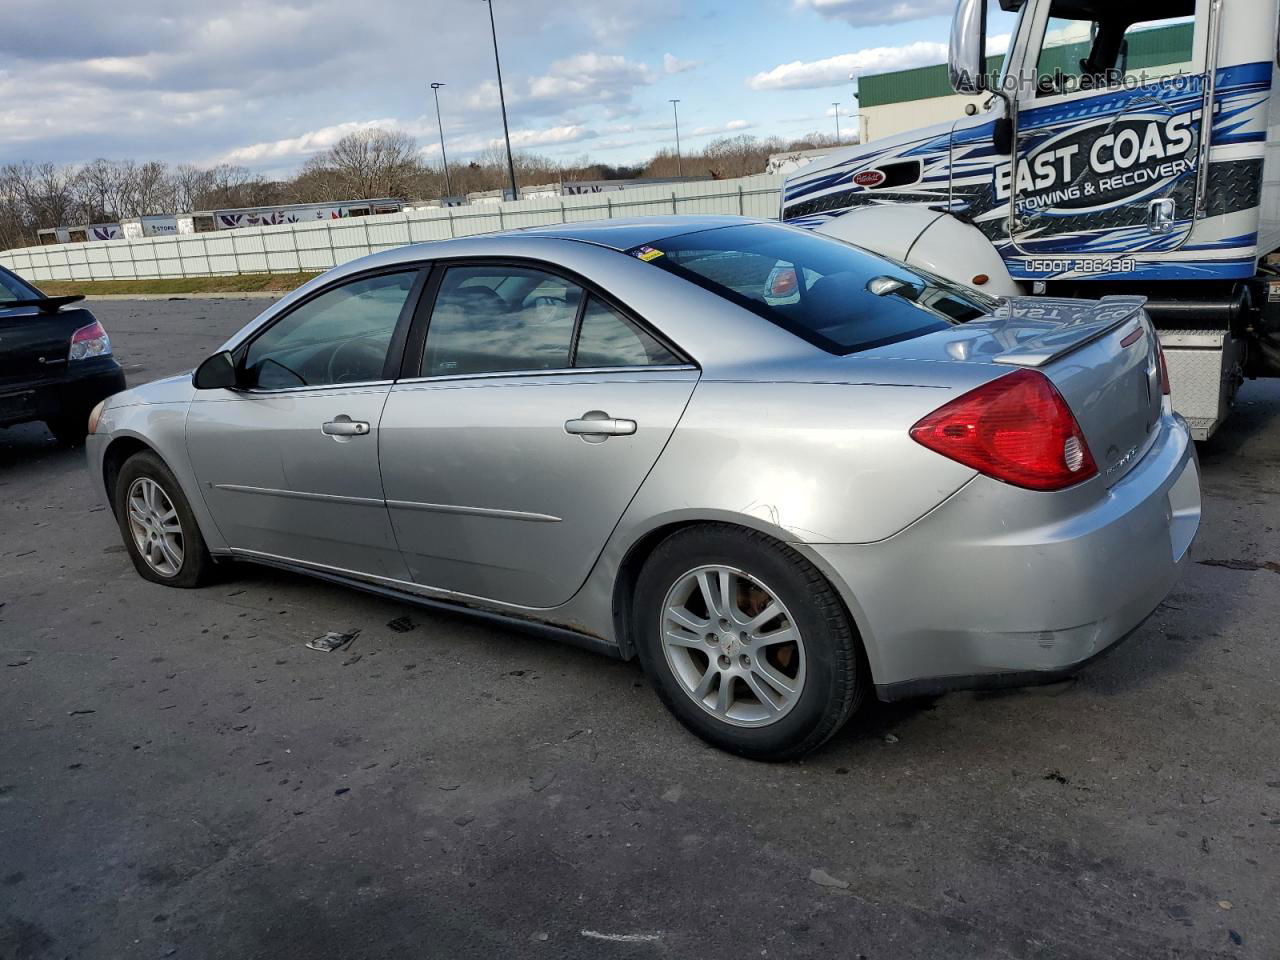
87, 216, 1200, 696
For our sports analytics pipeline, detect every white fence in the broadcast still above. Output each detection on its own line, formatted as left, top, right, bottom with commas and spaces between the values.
0, 174, 785, 283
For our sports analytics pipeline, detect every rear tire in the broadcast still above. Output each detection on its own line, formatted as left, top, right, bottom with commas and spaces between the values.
632, 524, 864, 760
113, 451, 215, 588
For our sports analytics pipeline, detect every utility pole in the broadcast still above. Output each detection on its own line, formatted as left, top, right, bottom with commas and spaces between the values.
832, 102, 842, 144
670, 99, 683, 177
481, 0, 519, 201
430, 82, 452, 199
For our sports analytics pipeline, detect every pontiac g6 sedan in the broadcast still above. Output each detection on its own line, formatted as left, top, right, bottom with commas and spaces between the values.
86, 217, 1201, 759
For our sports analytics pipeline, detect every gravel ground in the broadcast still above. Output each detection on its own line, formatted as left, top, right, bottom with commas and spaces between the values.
1, 297, 1278, 959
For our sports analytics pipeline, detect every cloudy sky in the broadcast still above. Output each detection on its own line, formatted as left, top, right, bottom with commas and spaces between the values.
0, 0, 1017, 175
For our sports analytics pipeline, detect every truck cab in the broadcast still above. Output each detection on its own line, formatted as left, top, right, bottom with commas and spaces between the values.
783, 0, 1280, 438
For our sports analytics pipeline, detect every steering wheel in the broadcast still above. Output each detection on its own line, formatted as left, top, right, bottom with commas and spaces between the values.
326, 338, 386, 384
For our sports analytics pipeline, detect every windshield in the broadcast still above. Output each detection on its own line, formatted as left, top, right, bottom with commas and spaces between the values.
0, 267, 41, 304
631, 223, 1000, 355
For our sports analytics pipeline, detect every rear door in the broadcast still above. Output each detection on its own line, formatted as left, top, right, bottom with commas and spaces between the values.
1008, 7, 1205, 258
379, 260, 698, 608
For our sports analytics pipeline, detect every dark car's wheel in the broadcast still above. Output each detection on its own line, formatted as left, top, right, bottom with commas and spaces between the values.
46, 412, 90, 445
113, 451, 215, 588
632, 524, 865, 760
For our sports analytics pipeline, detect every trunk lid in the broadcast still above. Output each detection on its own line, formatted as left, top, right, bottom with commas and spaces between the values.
863, 295, 1164, 486
0, 302, 85, 387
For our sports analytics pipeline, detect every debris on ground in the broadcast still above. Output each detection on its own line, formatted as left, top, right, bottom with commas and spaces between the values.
387, 616, 416, 633
884, 733, 899, 743
306, 630, 359, 653
580, 930, 662, 943
808, 867, 850, 890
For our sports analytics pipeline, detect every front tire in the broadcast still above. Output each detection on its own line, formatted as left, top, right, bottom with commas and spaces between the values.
632, 524, 864, 760
113, 451, 215, 588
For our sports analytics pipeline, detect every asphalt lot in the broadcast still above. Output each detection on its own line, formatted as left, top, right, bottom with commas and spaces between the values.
2, 296, 1279, 960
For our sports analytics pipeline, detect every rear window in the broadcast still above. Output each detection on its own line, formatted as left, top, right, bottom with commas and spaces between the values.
0, 268, 39, 304
630, 223, 998, 355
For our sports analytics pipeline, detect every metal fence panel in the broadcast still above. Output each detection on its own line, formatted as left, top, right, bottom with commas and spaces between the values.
0, 174, 787, 282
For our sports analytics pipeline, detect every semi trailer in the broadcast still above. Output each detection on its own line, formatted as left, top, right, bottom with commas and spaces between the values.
782, 0, 1280, 439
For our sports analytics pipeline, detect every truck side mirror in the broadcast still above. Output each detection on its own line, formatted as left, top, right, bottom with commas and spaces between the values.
192, 350, 239, 390
949, 0, 988, 95
993, 116, 1013, 154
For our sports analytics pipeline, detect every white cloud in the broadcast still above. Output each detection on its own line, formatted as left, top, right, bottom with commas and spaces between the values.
748, 34, 1009, 90
748, 42, 946, 90
467, 53, 655, 116
689, 119, 754, 137
793, 0, 953, 27
221, 119, 399, 164
663, 53, 699, 75
508, 124, 599, 148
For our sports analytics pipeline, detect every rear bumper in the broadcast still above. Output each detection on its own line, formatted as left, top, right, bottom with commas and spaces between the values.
0, 360, 126, 428
803, 412, 1200, 700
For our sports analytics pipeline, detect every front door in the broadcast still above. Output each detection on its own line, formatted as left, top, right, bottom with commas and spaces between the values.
378, 262, 698, 609
187, 269, 423, 578
1007, 8, 1205, 258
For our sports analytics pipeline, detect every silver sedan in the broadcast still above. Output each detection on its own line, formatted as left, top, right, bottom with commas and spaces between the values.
86, 216, 1201, 759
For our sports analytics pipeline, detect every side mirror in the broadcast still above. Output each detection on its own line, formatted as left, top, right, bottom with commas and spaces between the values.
949, 0, 988, 95
192, 350, 239, 390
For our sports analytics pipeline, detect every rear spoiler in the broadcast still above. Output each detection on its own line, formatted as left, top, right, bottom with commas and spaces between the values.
984, 295, 1148, 368
0, 294, 86, 314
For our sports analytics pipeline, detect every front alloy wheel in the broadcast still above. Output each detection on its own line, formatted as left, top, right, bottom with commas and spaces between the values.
113, 449, 215, 588
126, 476, 185, 577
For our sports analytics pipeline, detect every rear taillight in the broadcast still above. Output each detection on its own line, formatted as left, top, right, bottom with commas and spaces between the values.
1156, 339, 1171, 396
909, 368, 1098, 491
68, 320, 111, 361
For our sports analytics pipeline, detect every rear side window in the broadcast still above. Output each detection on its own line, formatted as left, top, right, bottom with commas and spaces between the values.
422, 266, 684, 376
634, 223, 997, 355
575, 298, 679, 367
424, 266, 583, 376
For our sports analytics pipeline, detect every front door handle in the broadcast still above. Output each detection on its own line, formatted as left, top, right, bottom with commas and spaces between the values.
322, 416, 370, 438
565, 411, 637, 442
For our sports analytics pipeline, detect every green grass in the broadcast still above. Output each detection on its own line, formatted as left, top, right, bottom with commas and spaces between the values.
37, 272, 321, 296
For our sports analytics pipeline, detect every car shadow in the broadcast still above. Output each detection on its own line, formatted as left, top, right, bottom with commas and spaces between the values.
0, 422, 83, 475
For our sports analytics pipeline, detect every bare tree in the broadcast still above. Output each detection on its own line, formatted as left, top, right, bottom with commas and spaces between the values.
312, 129, 422, 198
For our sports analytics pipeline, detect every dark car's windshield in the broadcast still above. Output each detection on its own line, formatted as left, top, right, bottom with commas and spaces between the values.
0, 267, 41, 304
630, 222, 1000, 355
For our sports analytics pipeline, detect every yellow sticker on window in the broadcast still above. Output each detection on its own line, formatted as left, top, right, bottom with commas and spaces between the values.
633, 246, 664, 262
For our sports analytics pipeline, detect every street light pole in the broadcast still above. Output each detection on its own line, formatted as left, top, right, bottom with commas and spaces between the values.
670, 99, 683, 178
481, 0, 519, 201
832, 102, 842, 144
430, 82, 452, 199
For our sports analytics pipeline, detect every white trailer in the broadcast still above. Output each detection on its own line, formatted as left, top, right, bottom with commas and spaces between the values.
783, 0, 1280, 439
120, 215, 179, 239
178, 199, 405, 233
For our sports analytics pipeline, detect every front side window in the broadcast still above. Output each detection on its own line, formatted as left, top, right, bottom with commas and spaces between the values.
1034, 8, 1196, 97
243, 271, 416, 389
635, 223, 997, 356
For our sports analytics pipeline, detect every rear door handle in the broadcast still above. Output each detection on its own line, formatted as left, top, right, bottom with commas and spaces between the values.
322, 416, 370, 438
564, 412, 637, 440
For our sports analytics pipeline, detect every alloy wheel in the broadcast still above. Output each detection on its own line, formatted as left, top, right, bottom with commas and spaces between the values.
126, 477, 185, 578
660, 564, 806, 727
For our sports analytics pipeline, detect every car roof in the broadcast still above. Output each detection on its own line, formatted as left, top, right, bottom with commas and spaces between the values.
504, 215, 765, 252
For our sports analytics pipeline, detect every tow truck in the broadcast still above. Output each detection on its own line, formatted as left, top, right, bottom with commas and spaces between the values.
782, 0, 1280, 438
